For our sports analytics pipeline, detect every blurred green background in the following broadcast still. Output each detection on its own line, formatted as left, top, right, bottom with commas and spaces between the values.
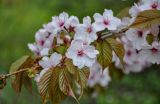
0, 0, 160, 104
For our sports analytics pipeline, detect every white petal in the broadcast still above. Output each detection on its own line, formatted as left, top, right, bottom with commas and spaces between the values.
93, 13, 103, 22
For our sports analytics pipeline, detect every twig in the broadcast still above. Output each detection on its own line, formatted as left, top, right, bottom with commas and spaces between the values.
0, 68, 29, 79
101, 28, 128, 39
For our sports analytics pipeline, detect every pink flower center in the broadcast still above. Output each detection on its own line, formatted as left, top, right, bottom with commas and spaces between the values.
90, 76, 94, 80
59, 22, 65, 27
137, 31, 143, 38
83, 41, 88, 45
69, 26, 75, 32
126, 50, 132, 57
77, 50, 85, 57
151, 48, 158, 54
151, 3, 158, 9
45, 34, 50, 38
39, 40, 45, 46
103, 20, 109, 26
87, 26, 92, 33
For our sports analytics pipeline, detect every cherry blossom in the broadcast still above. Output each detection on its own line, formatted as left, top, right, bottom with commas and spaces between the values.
35, 29, 54, 48
51, 12, 69, 34
28, 43, 50, 56
65, 16, 79, 32
125, 28, 149, 50
74, 16, 97, 43
129, 3, 142, 17
88, 62, 111, 87
39, 52, 62, 69
141, 0, 160, 10
34, 53, 62, 82
93, 9, 121, 31
139, 42, 160, 64
129, 0, 160, 17
66, 40, 99, 69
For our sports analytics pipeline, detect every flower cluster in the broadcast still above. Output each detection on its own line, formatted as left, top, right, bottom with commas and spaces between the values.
113, 0, 160, 74
28, 9, 121, 85
28, 0, 160, 89
88, 62, 111, 87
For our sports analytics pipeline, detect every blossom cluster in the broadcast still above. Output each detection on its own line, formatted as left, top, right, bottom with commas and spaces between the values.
28, 9, 121, 85
113, 0, 160, 74
28, 0, 160, 89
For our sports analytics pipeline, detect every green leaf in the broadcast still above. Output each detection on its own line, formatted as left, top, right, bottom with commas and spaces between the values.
10, 56, 35, 93
55, 45, 67, 55
38, 67, 66, 104
106, 38, 125, 69
146, 34, 154, 45
27, 68, 37, 78
95, 40, 112, 69
130, 10, 160, 29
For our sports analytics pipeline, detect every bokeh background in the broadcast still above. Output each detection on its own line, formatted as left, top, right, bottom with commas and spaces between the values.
0, 0, 160, 104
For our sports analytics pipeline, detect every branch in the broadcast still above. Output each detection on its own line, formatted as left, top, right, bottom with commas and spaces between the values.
0, 68, 29, 79
101, 28, 128, 39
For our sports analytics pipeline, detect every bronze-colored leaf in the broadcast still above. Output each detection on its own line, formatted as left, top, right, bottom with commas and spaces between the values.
106, 38, 125, 69
59, 68, 78, 102
65, 59, 76, 74
38, 67, 66, 104
95, 40, 112, 69
10, 56, 35, 93
0, 76, 6, 90
75, 68, 89, 99
130, 10, 160, 29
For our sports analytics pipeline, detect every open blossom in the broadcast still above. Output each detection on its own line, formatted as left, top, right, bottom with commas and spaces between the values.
139, 42, 160, 64
39, 52, 62, 69
65, 16, 79, 32
28, 43, 50, 56
74, 16, 97, 43
93, 9, 121, 31
125, 28, 149, 50
129, 3, 142, 17
28, 29, 54, 56
129, 0, 160, 17
88, 62, 111, 87
140, 0, 160, 10
35, 53, 62, 82
66, 40, 99, 69
35, 29, 54, 48
51, 12, 69, 34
